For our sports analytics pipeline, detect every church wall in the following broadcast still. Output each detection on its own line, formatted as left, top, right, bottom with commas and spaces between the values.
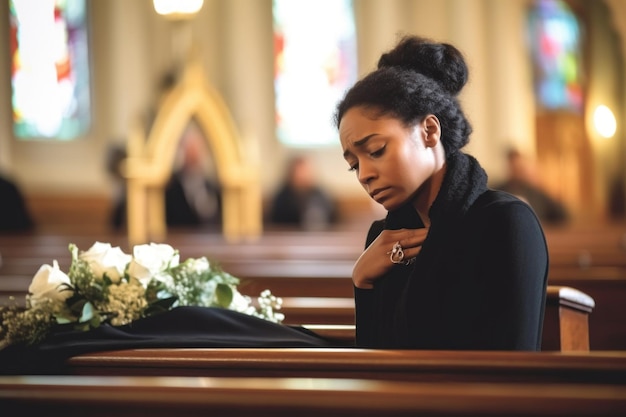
0, 0, 623, 227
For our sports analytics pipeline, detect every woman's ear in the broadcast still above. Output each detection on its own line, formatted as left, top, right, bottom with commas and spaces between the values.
423, 114, 441, 147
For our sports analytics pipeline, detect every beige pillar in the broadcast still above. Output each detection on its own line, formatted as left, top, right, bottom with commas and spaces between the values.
485, 0, 537, 168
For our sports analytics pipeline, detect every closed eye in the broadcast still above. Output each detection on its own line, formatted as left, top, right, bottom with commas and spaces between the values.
371, 146, 385, 158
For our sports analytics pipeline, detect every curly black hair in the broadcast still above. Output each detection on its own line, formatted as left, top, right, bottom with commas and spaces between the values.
334, 35, 473, 155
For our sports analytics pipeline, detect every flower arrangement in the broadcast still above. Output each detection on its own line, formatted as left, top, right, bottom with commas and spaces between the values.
0, 242, 284, 349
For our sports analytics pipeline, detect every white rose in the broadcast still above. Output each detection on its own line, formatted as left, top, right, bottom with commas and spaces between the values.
79, 241, 131, 283
127, 243, 180, 286
229, 291, 253, 314
28, 260, 73, 305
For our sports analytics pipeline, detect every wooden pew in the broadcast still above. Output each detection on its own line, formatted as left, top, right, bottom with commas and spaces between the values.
65, 349, 626, 385
548, 250, 626, 268
0, 277, 594, 352
4, 225, 626, 273
0, 230, 617, 350
543, 286, 594, 351
2, 226, 626, 278
0, 251, 596, 353
542, 225, 626, 268
1, 374, 625, 417
543, 225, 626, 251
280, 284, 594, 352
1, 224, 625, 265
547, 267, 626, 349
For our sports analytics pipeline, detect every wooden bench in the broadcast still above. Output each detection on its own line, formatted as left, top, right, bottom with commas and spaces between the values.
543, 286, 595, 351
548, 249, 626, 268
547, 267, 626, 350
1, 374, 625, 417
0, 230, 615, 350
543, 225, 626, 251
279, 284, 594, 352
3, 226, 625, 268
65, 349, 626, 384
2, 227, 626, 277
0, 275, 594, 352
0, 244, 596, 353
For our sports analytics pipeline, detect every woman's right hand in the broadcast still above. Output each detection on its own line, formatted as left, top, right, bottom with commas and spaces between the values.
352, 228, 429, 289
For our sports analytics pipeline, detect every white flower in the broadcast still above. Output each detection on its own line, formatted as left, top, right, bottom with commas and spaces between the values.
28, 260, 73, 305
127, 243, 180, 286
229, 291, 254, 314
79, 241, 131, 283
186, 257, 211, 273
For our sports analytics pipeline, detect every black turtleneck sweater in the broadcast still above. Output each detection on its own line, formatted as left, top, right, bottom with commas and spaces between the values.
355, 152, 549, 350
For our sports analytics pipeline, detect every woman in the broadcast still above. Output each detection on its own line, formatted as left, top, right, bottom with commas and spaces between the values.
335, 35, 548, 350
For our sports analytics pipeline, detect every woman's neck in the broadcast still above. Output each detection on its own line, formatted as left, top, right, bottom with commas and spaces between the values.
413, 163, 447, 227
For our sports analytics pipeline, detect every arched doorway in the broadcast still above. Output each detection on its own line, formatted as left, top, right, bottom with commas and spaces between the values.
123, 59, 262, 245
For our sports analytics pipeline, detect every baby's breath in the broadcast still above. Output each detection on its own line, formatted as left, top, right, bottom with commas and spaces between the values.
100, 282, 147, 326
0, 298, 59, 346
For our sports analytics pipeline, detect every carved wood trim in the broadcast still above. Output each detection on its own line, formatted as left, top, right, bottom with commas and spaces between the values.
123, 59, 262, 245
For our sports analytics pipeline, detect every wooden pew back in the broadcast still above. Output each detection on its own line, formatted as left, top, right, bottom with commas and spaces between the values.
1, 374, 625, 417
65, 348, 626, 384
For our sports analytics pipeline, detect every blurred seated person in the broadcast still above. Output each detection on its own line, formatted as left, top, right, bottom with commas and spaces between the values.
106, 145, 128, 230
269, 155, 338, 230
0, 173, 34, 232
494, 148, 569, 225
165, 122, 222, 228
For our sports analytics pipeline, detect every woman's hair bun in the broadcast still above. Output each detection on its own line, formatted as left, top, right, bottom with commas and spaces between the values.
377, 35, 468, 96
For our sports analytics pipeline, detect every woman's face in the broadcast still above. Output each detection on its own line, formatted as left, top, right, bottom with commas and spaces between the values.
339, 106, 440, 211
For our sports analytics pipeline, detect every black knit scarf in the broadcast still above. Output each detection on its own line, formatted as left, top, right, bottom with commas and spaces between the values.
382, 151, 489, 346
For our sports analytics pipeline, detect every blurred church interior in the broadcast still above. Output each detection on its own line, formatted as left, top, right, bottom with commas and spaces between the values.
0, 0, 624, 241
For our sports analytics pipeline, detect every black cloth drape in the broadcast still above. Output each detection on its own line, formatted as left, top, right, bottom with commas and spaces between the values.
0, 306, 338, 375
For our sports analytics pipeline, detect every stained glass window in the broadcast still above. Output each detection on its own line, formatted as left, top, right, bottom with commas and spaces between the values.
9, 0, 91, 140
527, 0, 584, 112
273, 0, 357, 147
